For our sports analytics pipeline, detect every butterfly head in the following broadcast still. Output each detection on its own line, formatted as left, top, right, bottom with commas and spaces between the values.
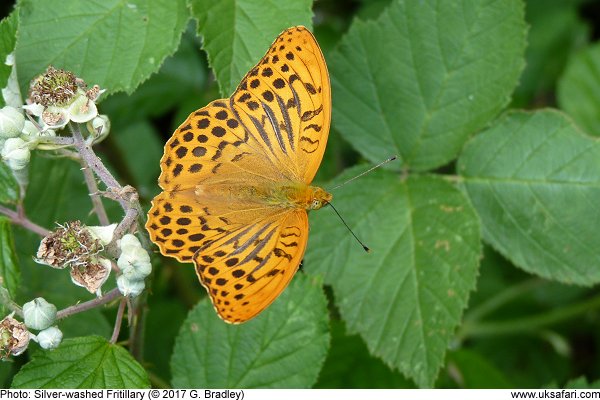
307, 186, 332, 210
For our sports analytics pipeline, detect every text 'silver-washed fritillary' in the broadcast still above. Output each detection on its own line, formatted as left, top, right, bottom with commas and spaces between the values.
146, 26, 331, 324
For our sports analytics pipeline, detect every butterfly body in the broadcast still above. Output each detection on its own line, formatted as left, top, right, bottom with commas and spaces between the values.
147, 26, 331, 323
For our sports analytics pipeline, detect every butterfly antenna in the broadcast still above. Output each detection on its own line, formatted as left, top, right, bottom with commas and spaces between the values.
326, 201, 370, 253
331, 155, 398, 190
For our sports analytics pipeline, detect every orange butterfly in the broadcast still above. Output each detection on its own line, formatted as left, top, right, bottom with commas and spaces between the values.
146, 26, 331, 323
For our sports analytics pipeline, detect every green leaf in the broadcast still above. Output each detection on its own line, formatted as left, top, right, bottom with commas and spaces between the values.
190, 0, 313, 96
329, 0, 526, 171
11, 336, 150, 388
171, 273, 329, 388
315, 321, 414, 388
557, 42, 600, 136
0, 217, 20, 300
458, 109, 600, 285
0, 161, 19, 204
0, 11, 18, 108
16, 0, 189, 95
101, 31, 207, 125
305, 170, 481, 387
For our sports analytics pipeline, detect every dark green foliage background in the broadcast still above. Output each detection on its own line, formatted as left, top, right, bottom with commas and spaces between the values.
0, 0, 599, 389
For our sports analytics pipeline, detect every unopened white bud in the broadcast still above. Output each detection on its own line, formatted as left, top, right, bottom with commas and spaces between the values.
36, 326, 63, 350
1, 137, 30, 170
118, 234, 151, 280
23, 298, 57, 331
117, 275, 145, 298
119, 234, 142, 254
0, 106, 24, 138
88, 114, 110, 144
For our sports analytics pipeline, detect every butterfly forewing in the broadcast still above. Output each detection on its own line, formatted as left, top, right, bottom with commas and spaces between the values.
146, 26, 330, 323
231, 27, 331, 183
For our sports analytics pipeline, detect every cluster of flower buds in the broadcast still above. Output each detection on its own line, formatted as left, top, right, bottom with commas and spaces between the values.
36, 221, 115, 296
0, 297, 64, 358
0, 61, 110, 174
36, 221, 152, 299
117, 234, 152, 297
23, 298, 62, 350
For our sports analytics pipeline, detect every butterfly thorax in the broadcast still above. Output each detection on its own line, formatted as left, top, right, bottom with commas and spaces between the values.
270, 183, 332, 210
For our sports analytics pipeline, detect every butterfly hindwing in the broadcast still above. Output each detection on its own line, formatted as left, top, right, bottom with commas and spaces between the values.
193, 210, 309, 323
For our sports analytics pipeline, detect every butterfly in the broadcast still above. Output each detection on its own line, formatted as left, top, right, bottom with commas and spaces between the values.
146, 26, 331, 323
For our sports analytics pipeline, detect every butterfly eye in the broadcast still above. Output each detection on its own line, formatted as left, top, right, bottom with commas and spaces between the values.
311, 199, 321, 209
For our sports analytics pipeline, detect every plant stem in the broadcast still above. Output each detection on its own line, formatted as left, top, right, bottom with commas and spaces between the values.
461, 292, 600, 338
69, 123, 124, 207
110, 298, 127, 344
0, 204, 49, 236
56, 288, 121, 320
79, 159, 110, 226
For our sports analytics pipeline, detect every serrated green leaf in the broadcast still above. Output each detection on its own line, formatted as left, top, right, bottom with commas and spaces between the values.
190, 0, 313, 96
101, 31, 206, 125
458, 110, 600, 285
0, 11, 18, 108
305, 171, 481, 387
329, 0, 526, 171
0, 217, 20, 300
11, 336, 150, 388
0, 162, 19, 204
16, 0, 189, 95
557, 43, 600, 136
171, 273, 329, 388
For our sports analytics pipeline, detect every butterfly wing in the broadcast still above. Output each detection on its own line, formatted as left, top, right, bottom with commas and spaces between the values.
193, 209, 308, 323
230, 26, 331, 184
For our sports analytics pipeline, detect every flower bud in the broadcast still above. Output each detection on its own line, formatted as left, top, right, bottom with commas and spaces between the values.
87, 114, 110, 143
0, 315, 30, 357
1, 137, 30, 170
87, 223, 117, 246
23, 297, 57, 331
21, 120, 39, 138
117, 275, 145, 298
0, 106, 25, 138
119, 233, 143, 255
118, 246, 152, 281
118, 234, 151, 280
36, 326, 62, 350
